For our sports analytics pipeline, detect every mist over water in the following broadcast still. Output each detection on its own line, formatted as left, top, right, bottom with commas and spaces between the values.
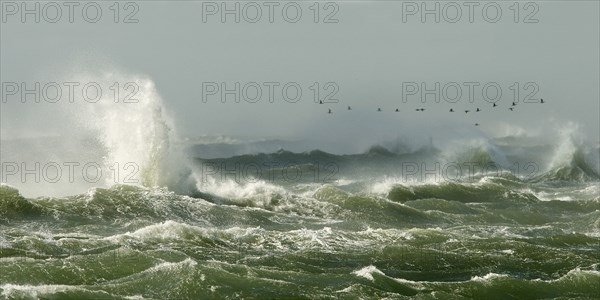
2, 70, 600, 198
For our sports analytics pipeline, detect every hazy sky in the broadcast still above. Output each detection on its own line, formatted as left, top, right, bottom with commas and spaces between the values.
1, 1, 599, 153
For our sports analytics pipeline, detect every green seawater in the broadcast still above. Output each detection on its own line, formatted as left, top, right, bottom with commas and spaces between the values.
1, 153, 599, 299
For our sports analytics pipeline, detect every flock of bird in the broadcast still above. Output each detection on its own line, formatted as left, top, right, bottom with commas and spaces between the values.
322, 99, 545, 126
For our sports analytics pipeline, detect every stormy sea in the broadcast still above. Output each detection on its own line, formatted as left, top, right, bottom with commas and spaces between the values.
1, 77, 599, 299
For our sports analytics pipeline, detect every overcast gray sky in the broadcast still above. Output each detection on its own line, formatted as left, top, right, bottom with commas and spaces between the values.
1, 1, 599, 153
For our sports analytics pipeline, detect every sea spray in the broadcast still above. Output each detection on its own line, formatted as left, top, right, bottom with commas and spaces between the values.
55, 70, 197, 195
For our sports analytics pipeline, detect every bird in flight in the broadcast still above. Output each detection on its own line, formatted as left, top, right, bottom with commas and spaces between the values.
450, 108, 454, 112
509, 107, 514, 111
493, 103, 497, 107
476, 108, 481, 112
465, 110, 470, 113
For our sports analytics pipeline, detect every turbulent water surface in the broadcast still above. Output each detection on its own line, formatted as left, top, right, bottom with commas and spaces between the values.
1, 142, 599, 299
1, 75, 599, 299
